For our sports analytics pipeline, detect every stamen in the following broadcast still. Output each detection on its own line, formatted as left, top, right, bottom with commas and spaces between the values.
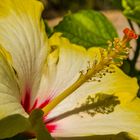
42, 28, 138, 114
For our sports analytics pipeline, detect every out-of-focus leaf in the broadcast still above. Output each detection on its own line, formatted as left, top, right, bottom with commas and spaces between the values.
0, 110, 54, 140
4, 134, 29, 140
44, 20, 53, 37
29, 109, 54, 140
111, 0, 123, 10
54, 10, 118, 48
0, 114, 31, 139
122, 0, 140, 24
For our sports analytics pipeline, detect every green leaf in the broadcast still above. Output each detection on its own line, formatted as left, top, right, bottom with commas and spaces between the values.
29, 109, 54, 140
0, 114, 31, 139
122, 0, 140, 24
54, 10, 118, 48
44, 20, 53, 37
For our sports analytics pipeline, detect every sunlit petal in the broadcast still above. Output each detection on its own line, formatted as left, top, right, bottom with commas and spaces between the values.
38, 34, 140, 138
48, 68, 139, 137
0, 46, 27, 120
0, 0, 49, 109
36, 33, 100, 108
50, 97, 140, 139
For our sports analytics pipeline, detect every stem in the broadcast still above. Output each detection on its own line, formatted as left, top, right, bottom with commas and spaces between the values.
127, 20, 140, 76
128, 19, 134, 31
131, 36, 140, 76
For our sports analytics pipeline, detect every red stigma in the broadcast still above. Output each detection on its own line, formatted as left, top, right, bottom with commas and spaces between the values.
123, 28, 138, 39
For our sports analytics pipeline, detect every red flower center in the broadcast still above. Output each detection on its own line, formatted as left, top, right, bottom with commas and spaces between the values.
21, 88, 57, 133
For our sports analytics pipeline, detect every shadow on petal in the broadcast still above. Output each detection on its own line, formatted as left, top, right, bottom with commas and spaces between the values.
46, 93, 120, 123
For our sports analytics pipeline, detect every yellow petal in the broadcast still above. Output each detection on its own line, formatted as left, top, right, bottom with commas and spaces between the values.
37, 33, 91, 106
50, 97, 140, 139
0, 46, 27, 120
0, 0, 49, 105
47, 67, 139, 138
40, 33, 140, 138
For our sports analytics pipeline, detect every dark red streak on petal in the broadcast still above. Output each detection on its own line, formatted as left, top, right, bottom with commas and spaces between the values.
38, 98, 51, 109
29, 99, 38, 112
21, 87, 31, 113
29, 97, 52, 112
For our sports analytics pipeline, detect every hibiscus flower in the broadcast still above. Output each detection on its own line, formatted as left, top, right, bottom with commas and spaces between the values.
0, 0, 139, 139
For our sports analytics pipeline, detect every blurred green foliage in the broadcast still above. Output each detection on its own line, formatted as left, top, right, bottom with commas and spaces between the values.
122, 0, 140, 24
42, 0, 122, 18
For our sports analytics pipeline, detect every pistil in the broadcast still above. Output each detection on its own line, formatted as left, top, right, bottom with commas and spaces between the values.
43, 28, 138, 114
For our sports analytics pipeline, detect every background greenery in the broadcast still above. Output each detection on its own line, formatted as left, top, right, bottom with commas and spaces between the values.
41, 0, 122, 19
